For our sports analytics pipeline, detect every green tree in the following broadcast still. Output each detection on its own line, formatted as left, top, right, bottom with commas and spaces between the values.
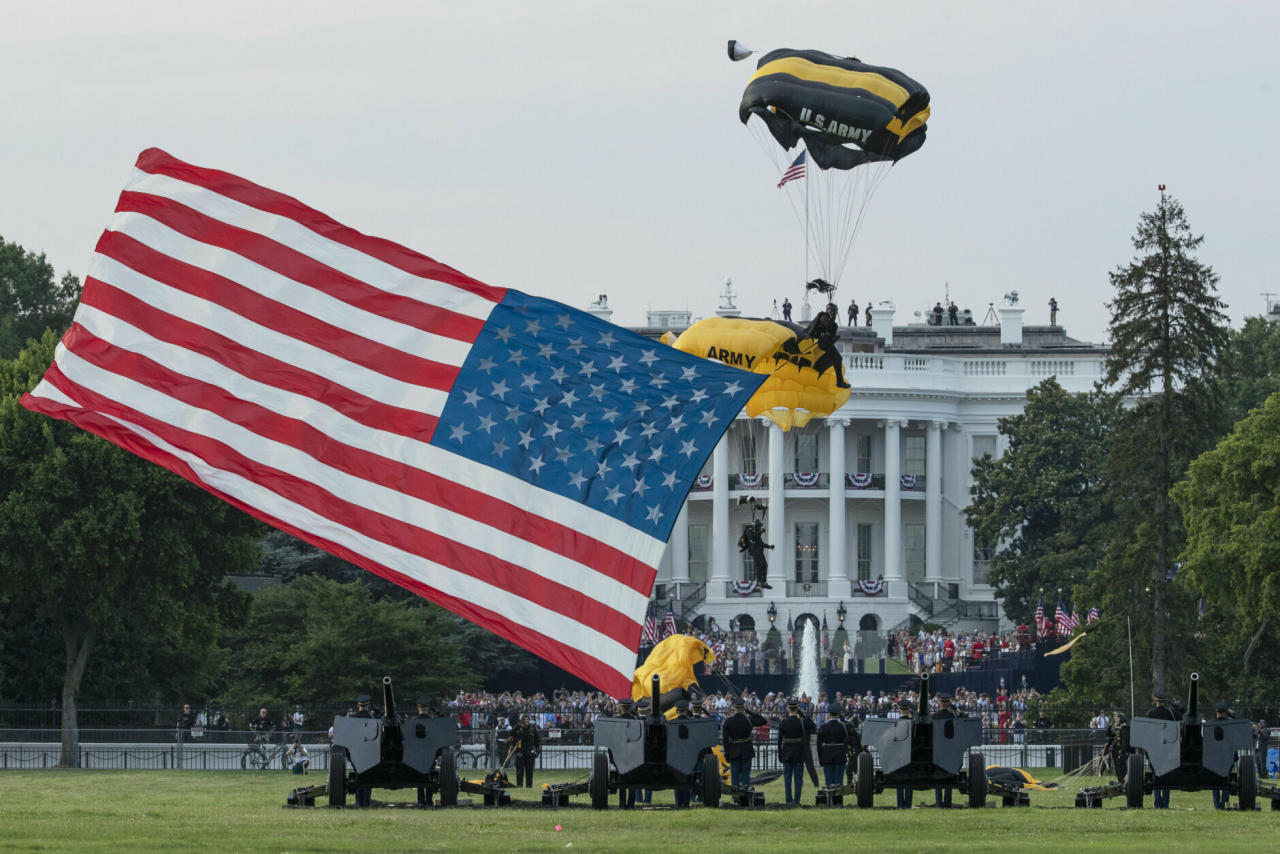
1099, 190, 1228, 693
0, 237, 80, 359
0, 332, 263, 764
1214, 316, 1280, 426
218, 575, 476, 710
1172, 391, 1280, 699
965, 378, 1119, 623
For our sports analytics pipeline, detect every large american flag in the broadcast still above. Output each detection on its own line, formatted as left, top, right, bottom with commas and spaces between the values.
20, 149, 763, 697
777, 151, 806, 188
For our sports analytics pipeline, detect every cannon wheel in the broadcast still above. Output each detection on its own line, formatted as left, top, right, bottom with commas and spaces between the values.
1238, 752, 1257, 811
855, 751, 875, 808
967, 751, 987, 809
438, 750, 458, 806
328, 746, 347, 807
1125, 753, 1145, 808
701, 753, 721, 808
589, 751, 610, 810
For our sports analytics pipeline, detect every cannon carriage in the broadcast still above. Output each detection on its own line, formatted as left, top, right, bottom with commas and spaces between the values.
542, 675, 725, 808
286, 676, 504, 808
840, 674, 988, 808
1077, 673, 1279, 809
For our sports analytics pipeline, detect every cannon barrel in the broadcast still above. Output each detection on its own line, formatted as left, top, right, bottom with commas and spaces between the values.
382, 675, 397, 719
1186, 672, 1199, 721
651, 674, 662, 721
918, 672, 931, 721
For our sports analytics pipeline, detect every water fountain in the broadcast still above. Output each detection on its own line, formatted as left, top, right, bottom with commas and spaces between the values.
795, 619, 822, 702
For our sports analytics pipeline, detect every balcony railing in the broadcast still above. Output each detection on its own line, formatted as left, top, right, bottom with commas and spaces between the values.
786, 580, 827, 597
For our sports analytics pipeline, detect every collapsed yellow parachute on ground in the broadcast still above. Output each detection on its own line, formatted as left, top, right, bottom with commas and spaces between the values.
668, 316, 850, 430
632, 635, 715, 712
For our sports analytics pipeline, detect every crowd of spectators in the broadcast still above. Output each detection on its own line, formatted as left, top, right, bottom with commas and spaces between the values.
890, 627, 1040, 674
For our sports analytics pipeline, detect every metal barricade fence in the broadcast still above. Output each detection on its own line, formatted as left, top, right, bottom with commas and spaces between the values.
2, 727, 1271, 775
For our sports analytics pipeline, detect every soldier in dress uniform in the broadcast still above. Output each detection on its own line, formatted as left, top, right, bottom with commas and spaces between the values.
895, 700, 915, 808
673, 699, 693, 807
931, 693, 958, 807
1147, 692, 1177, 808
351, 695, 376, 806
1211, 702, 1233, 810
616, 699, 639, 808
777, 698, 813, 805
635, 698, 654, 803
722, 696, 767, 790
816, 701, 852, 787
510, 714, 541, 788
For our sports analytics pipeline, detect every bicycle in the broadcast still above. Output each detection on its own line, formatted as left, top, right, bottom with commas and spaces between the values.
241, 733, 285, 770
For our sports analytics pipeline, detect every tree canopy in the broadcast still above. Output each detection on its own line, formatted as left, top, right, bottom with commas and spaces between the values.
965, 378, 1119, 623
0, 236, 79, 359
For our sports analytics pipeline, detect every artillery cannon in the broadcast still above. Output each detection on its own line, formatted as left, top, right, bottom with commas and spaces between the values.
542, 674, 723, 808
288, 676, 471, 807
1077, 673, 1279, 809
850, 673, 987, 808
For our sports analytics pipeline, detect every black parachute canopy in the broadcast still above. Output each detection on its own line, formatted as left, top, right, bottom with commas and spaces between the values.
739, 48, 930, 170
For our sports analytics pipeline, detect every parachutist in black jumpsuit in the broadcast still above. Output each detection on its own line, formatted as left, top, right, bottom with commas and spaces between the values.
807, 305, 850, 389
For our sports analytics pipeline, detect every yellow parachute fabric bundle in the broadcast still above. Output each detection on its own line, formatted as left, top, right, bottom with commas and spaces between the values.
669, 317, 850, 430
631, 635, 715, 708
985, 765, 1063, 791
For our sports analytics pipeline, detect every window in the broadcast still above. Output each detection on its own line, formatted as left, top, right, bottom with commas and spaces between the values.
856, 435, 872, 473
794, 522, 819, 582
972, 434, 997, 463
903, 435, 926, 476
973, 539, 993, 585
739, 431, 758, 475
794, 429, 818, 472
856, 523, 873, 581
687, 524, 708, 582
905, 523, 925, 582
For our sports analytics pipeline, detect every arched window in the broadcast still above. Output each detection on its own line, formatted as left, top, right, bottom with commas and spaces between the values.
858, 613, 880, 631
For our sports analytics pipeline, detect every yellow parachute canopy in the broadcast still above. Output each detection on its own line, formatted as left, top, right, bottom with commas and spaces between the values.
632, 635, 714, 706
669, 316, 850, 430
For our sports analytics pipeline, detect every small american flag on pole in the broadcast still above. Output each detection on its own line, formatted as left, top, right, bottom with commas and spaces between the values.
777, 151, 806, 188
662, 604, 678, 639
19, 149, 764, 697
1034, 598, 1047, 639
642, 602, 659, 647
1054, 599, 1071, 636
1087, 606, 1100, 624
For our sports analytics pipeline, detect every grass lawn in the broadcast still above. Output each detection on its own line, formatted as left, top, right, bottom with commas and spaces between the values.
1, 767, 1276, 853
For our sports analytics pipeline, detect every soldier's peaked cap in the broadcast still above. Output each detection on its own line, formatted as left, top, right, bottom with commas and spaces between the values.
356, 694, 371, 704
416, 697, 431, 706
732, 696, 745, 708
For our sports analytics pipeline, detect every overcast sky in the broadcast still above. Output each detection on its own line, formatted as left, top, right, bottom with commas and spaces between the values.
4, 0, 1277, 346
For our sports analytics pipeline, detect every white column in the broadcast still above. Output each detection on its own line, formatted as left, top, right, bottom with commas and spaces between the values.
766, 419, 786, 591
827, 418, 849, 593
881, 419, 906, 595
710, 432, 730, 596
925, 421, 945, 582
670, 502, 690, 584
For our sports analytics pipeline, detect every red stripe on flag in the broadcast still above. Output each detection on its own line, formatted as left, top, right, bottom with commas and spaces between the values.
93, 229, 460, 392
79, 280, 440, 439
18, 388, 634, 696
114, 191, 488, 345
133, 148, 509, 305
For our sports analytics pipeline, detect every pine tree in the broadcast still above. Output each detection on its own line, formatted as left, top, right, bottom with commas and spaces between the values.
1102, 189, 1228, 693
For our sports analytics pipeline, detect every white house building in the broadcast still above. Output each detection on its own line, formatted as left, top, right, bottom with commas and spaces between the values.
614, 291, 1108, 649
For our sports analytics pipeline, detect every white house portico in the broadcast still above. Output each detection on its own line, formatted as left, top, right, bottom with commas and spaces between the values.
632, 296, 1108, 646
